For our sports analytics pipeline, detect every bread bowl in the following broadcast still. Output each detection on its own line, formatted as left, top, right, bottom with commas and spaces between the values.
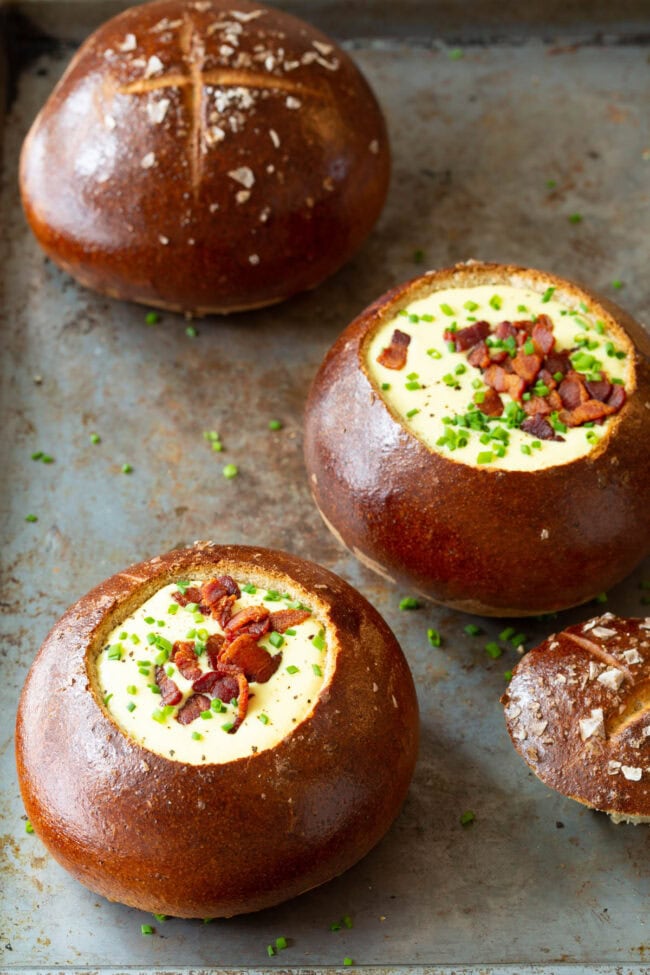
303, 261, 650, 617
502, 614, 650, 823
15, 542, 418, 917
19, 0, 389, 314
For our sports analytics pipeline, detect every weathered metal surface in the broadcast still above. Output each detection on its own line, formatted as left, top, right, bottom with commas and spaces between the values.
1, 5, 650, 973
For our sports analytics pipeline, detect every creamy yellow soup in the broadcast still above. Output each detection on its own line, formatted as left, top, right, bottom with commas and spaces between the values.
96, 581, 329, 765
366, 284, 632, 472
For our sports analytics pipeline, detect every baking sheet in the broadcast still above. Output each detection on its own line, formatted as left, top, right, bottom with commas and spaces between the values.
2, 4, 650, 973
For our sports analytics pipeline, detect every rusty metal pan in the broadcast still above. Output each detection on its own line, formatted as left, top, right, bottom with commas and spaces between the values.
2, 3, 650, 973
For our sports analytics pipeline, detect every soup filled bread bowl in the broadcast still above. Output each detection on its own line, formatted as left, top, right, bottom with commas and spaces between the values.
15, 543, 419, 917
304, 261, 650, 616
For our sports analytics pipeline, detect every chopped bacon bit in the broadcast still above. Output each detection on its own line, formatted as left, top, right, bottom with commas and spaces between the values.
477, 387, 504, 417
224, 605, 271, 642
547, 389, 563, 411
221, 633, 282, 683
504, 373, 526, 401
532, 316, 555, 355
523, 395, 552, 417
450, 320, 490, 352
172, 586, 203, 607
537, 368, 557, 390
489, 348, 509, 364
521, 414, 564, 441
562, 398, 617, 427
155, 665, 182, 706
229, 670, 250, 733
213, 593, 237, 627
206, 632, 225, 669
558, 376, 589, 410
201, 575, 242, 608
377, 329, 411, 370
483, 364, 508, 393
495, 321, 518, 340
218, 575, 241, 597
467, 341, 491, 370
269, 608, 312, 632
607, 385, 626, 410
172, 641, 202, 682
176, 693, 211, 725
586, 379, 612, 403
545, 351, 571, 377
511, 351, 542, 384
192, 669, 240, 703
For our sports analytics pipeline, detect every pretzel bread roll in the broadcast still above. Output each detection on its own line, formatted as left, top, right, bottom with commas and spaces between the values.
503, 615, 650, 823
19, 0, 390, 314
303, 261, 650, 616
15, 543, 418, 917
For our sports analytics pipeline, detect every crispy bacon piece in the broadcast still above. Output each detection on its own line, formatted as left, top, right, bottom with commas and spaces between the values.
172, 586, 203, 607
224, 605, 271, 642
228, 669, 250, 733
221, 633, 282, 683
213, 594, 237, 627
269, 609, 312, 632
201, 575, 241, 605
558, 376, 589, 410
155, 665, 182, 706
206, 633, 225, 669
483, 364, 508, 393
176, 693, 211, 725
586, 379, 613, 402
172, 641, 202, 682
467, 341, 490, 370
545, 351, 571, 377
521, 414, 564, 441
377, 329, 411, 370
561, 398, 617, 427
607, 385, 626, 410
450, 320, 490, 352
495, 321, 518, 340
192, 669, 240, 703
523, 395, 552, 417
477, 387, 504, 417
537, 368, 557, 390
532, 316, 555, 355
511, 351, 542, 384
547, 389, 563, 411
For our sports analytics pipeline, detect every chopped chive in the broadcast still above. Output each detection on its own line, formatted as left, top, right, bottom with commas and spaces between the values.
427, 348, 442, 359
25, 513, 38, 522
264, 589, 282, 602
211, 698, 225, 712
477, 451, 493, 464
489, 294, 502, 310
464, 300, 479, 312
286, 665, 299, 675
25, 820, 34, 834
41, 454, 54, 464
121, 463, 133, 474
312, 664, 323, 677
594, 591, 608, 604
546, 179, 557, 189
510, 632, 527, 647
330, 921, 342, 931
343, 958, 354, 967
312, 630, 326, 650
103, 693, 113, 706
503, 670, 514, 682
405, 380, 421, 390
221, 721, 234, 732
342, 915, 353, 929
499, 627, 516, 641
524, 339, 535, 355
412, 248, 425, 264
145, 311, 160, 325
381, 382, 391, 390
126, 701, 136, 713
267, 945, 276, 957
90, 433, 101, 444
427, 628, 442, 648
31, 451, 43, 460
399, 597, 419, 610
141, 924, 154, 935
154, 914, 167, 922
520, 444, 532, 456
485, 642, 502, 659
258, 713, 270, 725
241, 583, 257, 594
541, 286, 556, 303
268, 419, 283, 431
185, 325, 198, 338
406, 408, 420, 419
612, 279, 623, 290
107, 644, 124, 660
440, 302, 455, 316
269, 631, 284, 649
222, 463, 238, 479
275, 935, 288, 950
459, 810, 475, 827
127, 685, 137, 695
464, 624, 482, 636
568, 212, 583, 224
191, 731, 203, 740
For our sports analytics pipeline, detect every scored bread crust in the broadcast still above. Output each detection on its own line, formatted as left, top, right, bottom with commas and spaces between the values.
303, 261, 650, 617
19, 0, 390, 314
502, 615, 650, 822
15, 543, 419, 917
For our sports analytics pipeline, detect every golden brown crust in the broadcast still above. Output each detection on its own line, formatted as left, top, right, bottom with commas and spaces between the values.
303, 261, 650, 616
502, 615, 650, 821
19, 0, 390, 314
15, 543, 418, 917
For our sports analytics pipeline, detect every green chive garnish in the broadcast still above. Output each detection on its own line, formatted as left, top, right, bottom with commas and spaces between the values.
121, 463, 133, 474
90, 433, 101, 444
185, 325, 198, 338
399, 597, 419, 610
459, 810, 475, 827
222, 463, 238, 479
25, 820, 34, 834
141, 924, 154, 935
25, 514, 38, 522
268, 419, 283, 431
485, 642, 502, 659
464, 624, 482, 636
427, 628, 442, 647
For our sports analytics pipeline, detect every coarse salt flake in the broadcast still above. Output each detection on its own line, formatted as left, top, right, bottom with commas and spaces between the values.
118, 33, 137, 51
621, 765, 642, 781
144, 55, 164, 78
269, 129, 280, 148
597, 667, 625, 691
104, 114, 116, 130
147, 98, 171, 124
286, 96, 301, 110
228, 166, 255, 188
621, 648, 643, 665
248, 254, 260, 265
579, 708, 606, 741
591, 626, 617, 639
236, 190, 251, 204
140, 152, 156, 169
158, 235, 170, 245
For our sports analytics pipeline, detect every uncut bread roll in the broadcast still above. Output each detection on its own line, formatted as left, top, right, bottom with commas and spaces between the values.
303, 261, 650, 617
15, 543, 418, 918
502, 615, 650, 823
19, 0, 389, 314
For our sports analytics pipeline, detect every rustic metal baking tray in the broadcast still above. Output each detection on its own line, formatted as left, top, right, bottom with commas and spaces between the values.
2, 2, 650, 973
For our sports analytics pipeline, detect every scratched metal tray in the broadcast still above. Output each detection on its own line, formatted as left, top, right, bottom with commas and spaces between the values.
2, 3, 650, 974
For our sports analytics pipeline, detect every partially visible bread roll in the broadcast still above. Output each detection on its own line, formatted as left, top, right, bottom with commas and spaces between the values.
19, 0, 390, 314
503, 615, 650, 823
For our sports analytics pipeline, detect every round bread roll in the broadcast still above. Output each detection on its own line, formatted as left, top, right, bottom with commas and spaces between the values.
502, 615, 650, 823
303, 261, 650, 617
15, 543, 418, 917
19, 0, 389, 314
